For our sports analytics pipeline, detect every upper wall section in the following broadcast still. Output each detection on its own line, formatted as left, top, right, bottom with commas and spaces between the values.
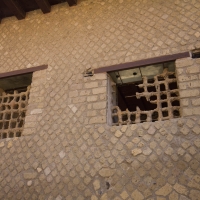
0, 0, 199, 73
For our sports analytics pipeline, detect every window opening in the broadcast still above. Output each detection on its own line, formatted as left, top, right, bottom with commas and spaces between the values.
0, 73, 32, 139
190, 49, 200, 59
108, 61, 180, 125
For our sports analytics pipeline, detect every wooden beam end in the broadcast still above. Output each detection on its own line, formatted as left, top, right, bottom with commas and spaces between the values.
35, 0, 51, 14
3, 0, 26, 20
67, 0, 77, 7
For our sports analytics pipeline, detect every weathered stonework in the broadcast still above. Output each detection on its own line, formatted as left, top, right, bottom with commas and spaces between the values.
0, 0, 200, 199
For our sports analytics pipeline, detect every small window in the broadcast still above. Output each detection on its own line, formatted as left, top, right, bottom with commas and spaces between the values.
108, 61, 180, 125
190, 49, 200, 59
0, 73, 32, 139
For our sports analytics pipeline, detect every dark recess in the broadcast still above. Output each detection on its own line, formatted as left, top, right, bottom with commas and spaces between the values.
0, 0, 77, 21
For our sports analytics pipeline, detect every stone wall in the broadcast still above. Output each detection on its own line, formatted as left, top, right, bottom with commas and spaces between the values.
0, 0, 200, 199
177, 58, 200, 116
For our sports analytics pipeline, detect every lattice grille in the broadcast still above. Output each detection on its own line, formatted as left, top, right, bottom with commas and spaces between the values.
112, 69, 180, 125
0, 86, 30, 139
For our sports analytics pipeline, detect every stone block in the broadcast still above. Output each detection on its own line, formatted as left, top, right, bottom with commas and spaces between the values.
80, 90, 91, 96
182, 107, 193, 116
87, 110, 97, 117
24, 172, 37, 179
193, 107, 200, 115
87, 95, 98, 102
72, 96, 86, 104
85, 82, 98, 89
92, 87, 106, 94
99, 168, 114, 177
71, 84, 82, 90
69, 90, 78, 98
186, 65, 200, 74
94, 73, 107, 80
179, 89, 199, 98
92, 102, 106, 109
115, 130, 123, 137
44, 167, 51, 176
93, 180, 100, 190
174, 183, 188, 195
132, 148, 142, 156
178, 74, 198, 82
176, 58, 194, 68
192, 98, 200, 106
30, 109, 43, 115
89, 116, 106, 124
131, 190, 144, 200
155, 183, 172, 196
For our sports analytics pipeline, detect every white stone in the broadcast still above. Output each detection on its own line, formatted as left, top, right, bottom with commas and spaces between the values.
44, 167, 51, 176
27, 180, 32, 186
37, 168, 42, 173
71, 106, 77, 113
59, 151, 65, 159
30, 109, 43, 115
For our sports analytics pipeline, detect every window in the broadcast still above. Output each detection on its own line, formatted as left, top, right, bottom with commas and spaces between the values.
0, 73, 32, 139
108, 61, 180, 125
190, 49, 200, 59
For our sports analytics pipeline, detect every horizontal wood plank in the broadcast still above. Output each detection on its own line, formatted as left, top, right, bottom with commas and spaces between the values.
94, 52, 190, 73
0, 65, 48, 79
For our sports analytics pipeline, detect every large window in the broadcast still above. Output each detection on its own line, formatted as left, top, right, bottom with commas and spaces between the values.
108, 61, 180, 125
0, 73, 32, 139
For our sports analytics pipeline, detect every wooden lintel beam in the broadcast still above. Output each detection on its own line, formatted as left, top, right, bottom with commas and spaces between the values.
34, 0, 51, 14
0, 65, 48, 79
67, 0, 77, 7
3, 0, 26, 20
94, 52, 190, 74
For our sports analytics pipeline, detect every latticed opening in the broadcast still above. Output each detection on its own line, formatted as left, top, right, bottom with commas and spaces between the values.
109, 61, 181, 125
0, 73, 32, 139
